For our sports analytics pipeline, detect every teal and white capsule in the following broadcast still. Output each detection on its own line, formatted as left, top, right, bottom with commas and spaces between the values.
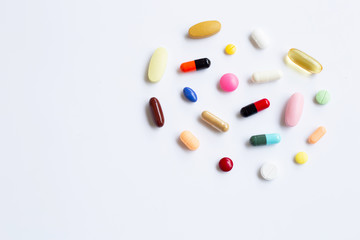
250, 133, 281, 146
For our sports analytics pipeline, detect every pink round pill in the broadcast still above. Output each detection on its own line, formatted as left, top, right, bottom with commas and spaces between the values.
219, 73, 239, 92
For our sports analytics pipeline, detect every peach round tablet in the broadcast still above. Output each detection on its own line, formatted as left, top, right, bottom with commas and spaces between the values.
308, 126, 326, 144
180, 130, 199, 150
285, 92, 304, 127
219, 73, 239, 92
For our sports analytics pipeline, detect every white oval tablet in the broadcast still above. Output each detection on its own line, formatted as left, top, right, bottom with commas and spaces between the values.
148, 47, 168, 83
252, 70, 283, 83
250, 29, 270, 49
260, 163, 278, 181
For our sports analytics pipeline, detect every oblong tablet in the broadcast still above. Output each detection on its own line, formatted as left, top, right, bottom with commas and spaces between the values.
285, 92, 304, 127
288, 48, 323, 74
252, 70, 283, 83
250, 29, 270, 49
308, 126, 326, 144
183, 87, 197, 102
188, 20, 221, 39
149, 97, 164, 127
148, 47, 168, 83
180, 130, 200, 150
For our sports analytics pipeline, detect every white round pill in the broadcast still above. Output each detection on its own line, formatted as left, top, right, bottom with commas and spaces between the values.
260, 163, 278, 181
250, 29, 270, 49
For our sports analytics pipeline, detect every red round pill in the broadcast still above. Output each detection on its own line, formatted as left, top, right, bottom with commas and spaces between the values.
218, 157, 233, 172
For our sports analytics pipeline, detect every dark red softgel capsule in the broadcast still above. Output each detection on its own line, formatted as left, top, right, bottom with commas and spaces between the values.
219, 157, 233, 172
149, 97, 165, 127
240, 98, 270, 117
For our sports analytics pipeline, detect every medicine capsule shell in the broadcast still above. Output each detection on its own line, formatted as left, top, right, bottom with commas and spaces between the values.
287, 48, 323, 74
250, 133, 281, 146
201, 111, 229, 132
252, 70, 283, 83
149, 97, 165, 127
240, 98, 270, 117
180, 58, 211, 72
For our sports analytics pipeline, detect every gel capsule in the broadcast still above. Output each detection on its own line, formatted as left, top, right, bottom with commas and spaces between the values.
287, 48, 323, 74
180, 58, 211, 72
240, 98, 270, 117
250, 133, 281, 146
149, 97, 164, 127
201, 111, 229, 132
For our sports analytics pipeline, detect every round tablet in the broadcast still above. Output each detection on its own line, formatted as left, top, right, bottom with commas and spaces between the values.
260, 162, 278, 180
218, 157, 233, 172
219, 73, 239, 92
315, 90, 331, 105
225, 44, 236, 55
295, 152, 308, 164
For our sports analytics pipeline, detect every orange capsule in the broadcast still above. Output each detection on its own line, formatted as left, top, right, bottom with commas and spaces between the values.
180, 58, 211, 72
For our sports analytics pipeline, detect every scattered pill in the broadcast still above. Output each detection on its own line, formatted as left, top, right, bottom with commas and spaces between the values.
285, 92, 304, 127
183, 87, 197, 102
149, 97, 165, 127
188, 20, 221, 39
252, 70, 283, 83
225, 44, 236, 55
219, 73, 239, 92
250, 29, 270, 49
260, 163, 278, 180
218, 157, 233, 172
295, 152, 308, 164
148, 47, 168, 83
180, 58, 211, 72
308, 126, 326, 144
180, 130, 200, 150
240, 98, 270, 117
287, 48, 323, 74
201, 111, 229, 132
315, 90, 331, 105
250, 133, 281, 146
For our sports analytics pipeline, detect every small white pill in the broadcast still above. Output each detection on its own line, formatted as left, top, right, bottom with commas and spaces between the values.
250, 29, 270, 49
260, 162, 278, 181
252, 70, 283, 83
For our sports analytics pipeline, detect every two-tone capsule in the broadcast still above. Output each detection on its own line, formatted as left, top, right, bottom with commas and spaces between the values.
240, 98, 270, 117
180, 58, 211, 72
201, 111, 229, 132
149, 97, 164, 127
250, 134, 281, 146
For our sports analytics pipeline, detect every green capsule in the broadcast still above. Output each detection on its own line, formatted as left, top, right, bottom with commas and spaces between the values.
250, 134, 281, 146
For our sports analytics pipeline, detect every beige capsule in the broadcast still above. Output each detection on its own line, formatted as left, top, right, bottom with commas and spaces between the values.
201, 111, 229, 132
180, 130, 200, 150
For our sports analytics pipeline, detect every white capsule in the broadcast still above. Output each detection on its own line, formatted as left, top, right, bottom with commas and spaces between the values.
250, 29, 270, 49
252, 70, 283, 83
260, 162, 278, 181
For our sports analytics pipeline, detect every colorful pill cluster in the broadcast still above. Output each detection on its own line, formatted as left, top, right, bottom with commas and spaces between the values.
146, 20, 330, 181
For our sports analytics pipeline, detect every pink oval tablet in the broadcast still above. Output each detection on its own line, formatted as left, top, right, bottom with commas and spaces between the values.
219, 73, 239, 92
285, 92, 304, 127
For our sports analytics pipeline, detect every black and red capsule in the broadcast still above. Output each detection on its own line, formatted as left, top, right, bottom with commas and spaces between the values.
180, 58, 211, 72
240, 98, 270, 117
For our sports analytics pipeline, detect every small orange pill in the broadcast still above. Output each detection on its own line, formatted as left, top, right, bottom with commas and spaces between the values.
308, 126, 326, 144
180, 130, 200, 150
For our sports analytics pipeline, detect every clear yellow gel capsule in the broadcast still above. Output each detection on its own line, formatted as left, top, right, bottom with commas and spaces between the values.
287, 48, 323, 74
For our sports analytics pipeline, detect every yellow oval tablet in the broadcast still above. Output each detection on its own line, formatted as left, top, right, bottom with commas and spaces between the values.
188, 20, 221, 39
148, 47, 168, 83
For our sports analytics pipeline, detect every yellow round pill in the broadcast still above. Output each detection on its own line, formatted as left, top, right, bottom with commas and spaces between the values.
295, 152, 308, 164
225, 44, 236, 55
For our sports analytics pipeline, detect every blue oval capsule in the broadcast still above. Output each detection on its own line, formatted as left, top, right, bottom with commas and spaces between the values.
183, 87, 198, 102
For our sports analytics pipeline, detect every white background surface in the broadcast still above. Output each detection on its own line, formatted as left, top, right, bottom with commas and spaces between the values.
0, 0, 360, 239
